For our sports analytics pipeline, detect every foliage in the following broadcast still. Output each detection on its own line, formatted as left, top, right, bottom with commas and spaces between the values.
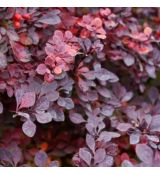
1, 7, 160, 167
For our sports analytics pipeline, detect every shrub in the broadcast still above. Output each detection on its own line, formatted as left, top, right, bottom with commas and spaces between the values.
0, 7, 160, 167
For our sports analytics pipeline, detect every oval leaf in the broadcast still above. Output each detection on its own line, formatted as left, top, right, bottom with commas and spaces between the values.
69, 112, 85, 124
19, 92, 36, 109
22, 119, 36, 137
36, 112, 53, 124
0, 102, 3, 114
136, 144, 153, 164
94, 148, 106, 164
79, 148, 92, 166
86, 134, 95, 153
34, 150, 48, 167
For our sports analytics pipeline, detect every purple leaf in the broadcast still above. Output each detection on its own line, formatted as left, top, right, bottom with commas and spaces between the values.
94, 148, 106, 164
98, 155, 114, 167
101, 105, 114, 116
82, 71, 95, 80
38, 15, 61, 25
154, 150, 160, 166
7, 30, 19, 41
49, 160, 59, 167
145, 65, 156, 79
0, 52, 7, 69
40, 81, 58, 95
86, 90, 98, 101
148, 87, 159, 104
82, 38, 92, 52
49, 108, 65, 122
34, 150, 48, 167
8, 145, 22, 166
147, 135, 159, 143
15, 88, 25, 108
19, 92, 36, 109
79, 148, 92, 166
95, 68, 119, 82
28, 28, 39, 45
53, 108, 65, 121
0, 102, 3, 114
35, 97, 50, 111
123, 55, 135, 66
69, 112, 85, 124
97, 87, 112, 98
121, 92, 133, 102
78, 78, 89, 92
46, 91, 59, 102
57, 97, 74, 109
86, 134, 95, 153
117, 123, 132, 132
98, 131, 120, 142
136, 144, 153, 164
35, 112, 53, 124
121, 160, 133, 167
10, 41, 31, 62
65, 98, 75, 109
22, 119, 36, 137
16, 112, 30, 120
150, 115, 160, 132
129, 133, 140, 145
123, 106, 138, 121
36, 64, 49, 75
0, 148, 13, 165
112, 83, 126, 98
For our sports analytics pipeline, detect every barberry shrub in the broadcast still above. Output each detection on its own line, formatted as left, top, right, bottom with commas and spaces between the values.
1, 7, 160, 167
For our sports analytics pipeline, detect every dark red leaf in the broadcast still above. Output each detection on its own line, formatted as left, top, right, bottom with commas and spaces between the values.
10, 41, 31, 62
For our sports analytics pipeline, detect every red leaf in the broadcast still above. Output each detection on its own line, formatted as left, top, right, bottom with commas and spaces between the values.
19, 33, 32, 46
10, 41, 31, 62
36, 64, 50, 75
